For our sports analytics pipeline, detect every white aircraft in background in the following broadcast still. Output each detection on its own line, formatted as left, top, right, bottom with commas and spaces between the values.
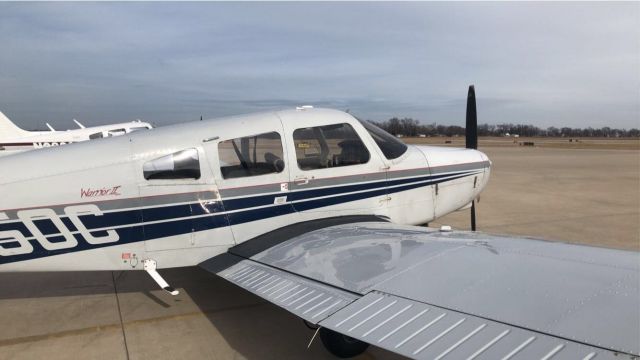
0, 87, 637, 359
0, 110, 152, 155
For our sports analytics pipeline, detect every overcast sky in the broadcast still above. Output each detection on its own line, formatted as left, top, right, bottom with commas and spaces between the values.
0, 2, 638, 129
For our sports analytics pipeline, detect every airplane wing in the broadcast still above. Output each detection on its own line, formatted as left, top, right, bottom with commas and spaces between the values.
200, 219, 639, 359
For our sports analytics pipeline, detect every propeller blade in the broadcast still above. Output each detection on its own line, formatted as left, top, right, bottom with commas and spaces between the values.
465, 85, 477, 150
466, 85, 478, 231
470, 200, 476, 231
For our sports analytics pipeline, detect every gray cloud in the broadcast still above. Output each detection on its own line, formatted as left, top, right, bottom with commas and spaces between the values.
0, 2, 638, 129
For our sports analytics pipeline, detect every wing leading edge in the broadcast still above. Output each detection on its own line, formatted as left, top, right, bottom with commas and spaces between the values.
200, 221, 639, 359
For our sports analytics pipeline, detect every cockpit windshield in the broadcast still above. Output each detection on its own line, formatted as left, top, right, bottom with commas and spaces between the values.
358, 119, 408, 160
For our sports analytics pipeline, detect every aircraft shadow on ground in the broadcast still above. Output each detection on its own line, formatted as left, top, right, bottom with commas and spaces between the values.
0, 267, 390, 359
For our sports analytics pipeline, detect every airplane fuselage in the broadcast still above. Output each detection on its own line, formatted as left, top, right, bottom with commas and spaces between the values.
0, 108, 490, 271
0, 119, 152, 155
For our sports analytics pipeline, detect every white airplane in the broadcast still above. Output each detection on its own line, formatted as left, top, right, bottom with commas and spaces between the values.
0, 110, 152, 155
0, 87, 637, 359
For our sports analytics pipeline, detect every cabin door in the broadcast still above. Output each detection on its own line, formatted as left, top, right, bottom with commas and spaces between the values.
205, 121, 297, 244
282, 121, 388, 217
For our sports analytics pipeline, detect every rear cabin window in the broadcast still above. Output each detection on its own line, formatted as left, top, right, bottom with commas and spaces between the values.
89, 132, 104, 139
143, 148, 201, 180
359, 119, 408, 160
293, 123, 370, 170
218, 132, 285, 179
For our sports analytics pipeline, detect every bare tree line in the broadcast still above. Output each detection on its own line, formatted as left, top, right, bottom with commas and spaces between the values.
369, 117, 640, 138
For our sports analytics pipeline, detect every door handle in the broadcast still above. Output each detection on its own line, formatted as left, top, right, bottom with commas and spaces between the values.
294, 177, 310, 185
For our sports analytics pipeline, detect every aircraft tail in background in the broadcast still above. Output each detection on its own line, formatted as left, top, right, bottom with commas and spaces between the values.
0, 111, 30, 140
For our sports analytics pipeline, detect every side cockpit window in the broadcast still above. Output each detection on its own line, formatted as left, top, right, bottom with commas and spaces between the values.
218, 132, 285, 179
293, 123, 370, 170
128, 126, 150, 133
107, 129, 127, 137
143, 148, 201, 180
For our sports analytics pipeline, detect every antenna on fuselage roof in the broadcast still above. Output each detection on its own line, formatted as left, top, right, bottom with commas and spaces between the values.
466, 85, 479, 231
73, 119, 86, 129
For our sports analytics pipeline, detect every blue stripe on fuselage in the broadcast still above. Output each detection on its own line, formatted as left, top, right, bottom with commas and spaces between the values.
0, 170, 469, 234
0, 170, 481, 264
